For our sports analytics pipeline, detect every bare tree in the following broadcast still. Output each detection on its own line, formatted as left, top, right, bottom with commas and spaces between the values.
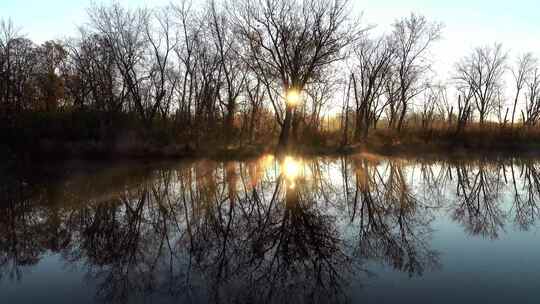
384, 71, 401, 128
350, 35, 394, 141
244, 77, 266, 143
87, 3, 155, 125
0, 19, 38, 113
171, 0, 199, 127
523, 66, 540, 126
432, 83, 453, 124
302, 78, 338, 136
34, 41, 67, 111
494, 86, 509, 126
0, 18, 19, 111
64, 31, 121, 111
420, 85, 439, 131
510, 53, 536, 125
145, 6, 178, 120
455, 87, 473, 134
230, 0, 363, 148
455, 43, 508, 125
209, 0, 247, 139
390, 13, 442, 131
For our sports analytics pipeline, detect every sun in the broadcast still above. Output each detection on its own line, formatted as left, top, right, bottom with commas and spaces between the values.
286, 89, 301, 106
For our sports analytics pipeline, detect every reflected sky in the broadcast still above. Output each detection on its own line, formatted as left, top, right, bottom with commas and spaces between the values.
1, 154, 540, 303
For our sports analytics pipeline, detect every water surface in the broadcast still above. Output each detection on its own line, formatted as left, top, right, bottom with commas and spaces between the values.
1, 154, 540, 303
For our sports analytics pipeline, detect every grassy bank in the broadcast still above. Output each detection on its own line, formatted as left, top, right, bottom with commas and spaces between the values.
361, 124, 540, 155
291, 121, 540, 157
1, 110, 276, 162
3, 111, 540, 164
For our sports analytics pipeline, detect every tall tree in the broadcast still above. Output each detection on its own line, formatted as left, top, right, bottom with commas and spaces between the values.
35, 41, 66, 111
455, 43, 508, 125
391, 13, 442, 131
523, 66, 540, 126
87, 3, 156, 125
209, 0, 247, 139
510, 53, 535, 125
230, 0, 363, 148
144, 7, 177, 120
351, 35, 394, 140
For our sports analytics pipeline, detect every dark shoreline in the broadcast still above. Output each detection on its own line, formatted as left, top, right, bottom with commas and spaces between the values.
4, 140, 540, 169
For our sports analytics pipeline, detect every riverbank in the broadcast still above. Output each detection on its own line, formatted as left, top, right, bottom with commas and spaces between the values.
4, 133, 540, 167
4, 111, 540, 164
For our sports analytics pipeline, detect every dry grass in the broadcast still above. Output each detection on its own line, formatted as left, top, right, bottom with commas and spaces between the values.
363, 123, 540, 154
291, 120, 540, 157
5, 110, 540, 161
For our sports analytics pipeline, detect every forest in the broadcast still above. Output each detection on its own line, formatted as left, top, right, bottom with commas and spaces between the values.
2, 0, 540, 160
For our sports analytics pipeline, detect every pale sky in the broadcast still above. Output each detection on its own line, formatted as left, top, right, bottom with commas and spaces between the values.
355, 0, 540, 81
2, 0, 540, 101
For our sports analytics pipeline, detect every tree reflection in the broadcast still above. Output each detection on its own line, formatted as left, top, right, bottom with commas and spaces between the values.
508, 160, 540, 230
344, 156, 440, 277
451, 160, 506, 239
2, 155, 540, 303
0, 180, 43, 282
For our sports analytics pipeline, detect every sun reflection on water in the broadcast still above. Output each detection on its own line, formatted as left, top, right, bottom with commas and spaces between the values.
261, 154, 275, 168
257, 154, 306, 189
281, 156, 303, 189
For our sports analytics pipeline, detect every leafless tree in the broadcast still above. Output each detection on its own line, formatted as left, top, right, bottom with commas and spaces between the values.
145, 6, 178, 120
390, 13, 442, 131
243, 77, 266, 143
171, 0, 199, 126
87, 3, 155, 124
420, 85, 438, 131
523, 67, 540, 126
340, 74, 352, 146
432, 83, 453, 124
510, 53, 536, 125
34, 41, 67, 111
209, 0, 247, 139
350, 35, 395, 141
229, 0, 364, 148
455, 43, 508, 125
0, 19, 38, 113
455, 87, 473, 134
0, 18, 19, 111
494, 86, 509, 126
65, 30, 126, 112
302, 78, 339, 135
384, 71, 401, 128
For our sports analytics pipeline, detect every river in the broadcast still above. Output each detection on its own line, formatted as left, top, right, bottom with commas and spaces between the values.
1, 154, 540, 303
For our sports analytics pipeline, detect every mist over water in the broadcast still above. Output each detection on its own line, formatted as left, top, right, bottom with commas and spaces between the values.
1, 154, 540, 304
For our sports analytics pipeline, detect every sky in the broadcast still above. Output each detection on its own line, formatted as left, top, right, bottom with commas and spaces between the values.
355, 0, 540, 79
2, 0, 540, 95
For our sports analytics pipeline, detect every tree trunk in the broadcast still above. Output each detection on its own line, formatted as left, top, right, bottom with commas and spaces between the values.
479, 111, 485, 125
397, 102, 407, 131
354, 109, 362, 142
278, 106, 293, 150
225, 100, 236, 140
248, 107, 257, 144
511, 89, 520, 126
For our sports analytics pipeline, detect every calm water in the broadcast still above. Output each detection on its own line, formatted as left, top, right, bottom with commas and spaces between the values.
1, 154, 540, 304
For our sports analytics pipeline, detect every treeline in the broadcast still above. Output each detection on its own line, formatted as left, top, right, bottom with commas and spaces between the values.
1, 0, 540, 157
